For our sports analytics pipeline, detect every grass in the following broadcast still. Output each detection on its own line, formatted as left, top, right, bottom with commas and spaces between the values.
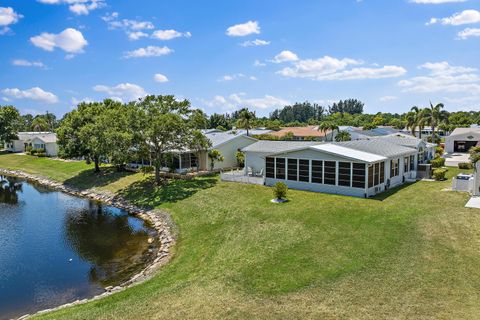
1, 154, 480, 319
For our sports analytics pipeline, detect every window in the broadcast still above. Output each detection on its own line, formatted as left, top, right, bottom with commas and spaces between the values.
380, 162, 385, 184
276, 158, 286, 179
338, 162, 351, 187
410, 155, 415, 171
390, 159, 399, 177
404, 157, 409, 173
191, 153, 198, 168
374, 162, 380, 185
324, 161, 336, 185
311, 160, 323, 184
287, 158, 298, 181
266, 157, 275, 178
352, 163, 366, 188
299, 159, 310, 182
368, 164, 374, 188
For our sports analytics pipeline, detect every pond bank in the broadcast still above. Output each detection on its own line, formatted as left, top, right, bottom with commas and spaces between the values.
0, 168, 176, 320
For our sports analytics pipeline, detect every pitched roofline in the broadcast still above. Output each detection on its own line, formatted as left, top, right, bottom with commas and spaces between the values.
210, 134, 258, 149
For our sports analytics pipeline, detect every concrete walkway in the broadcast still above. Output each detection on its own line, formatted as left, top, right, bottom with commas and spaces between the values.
465, 196, 480, 209
444, 153, 470, 167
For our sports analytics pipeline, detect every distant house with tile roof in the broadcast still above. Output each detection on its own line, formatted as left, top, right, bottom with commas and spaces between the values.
6, 132, 58, 157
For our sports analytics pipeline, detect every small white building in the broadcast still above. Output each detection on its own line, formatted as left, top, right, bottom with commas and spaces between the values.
241, 139, 419, 198
445, 128, 480, 153
6, 132, 58, 157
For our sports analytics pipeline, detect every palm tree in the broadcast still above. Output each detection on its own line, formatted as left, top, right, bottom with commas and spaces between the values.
405, 111, 417, 137
422, 101, 449, 142
410, 106, 425, 139
329, 123, 339, 141
318, 121, 331, 141
335, 130, 351, 142
236, 108, 255, 136
208, 149, 224, 171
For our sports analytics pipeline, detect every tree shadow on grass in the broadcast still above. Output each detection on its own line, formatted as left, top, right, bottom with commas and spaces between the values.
64, 167, 135, 190
118, 175, 218, 209
370, 181, 418, 201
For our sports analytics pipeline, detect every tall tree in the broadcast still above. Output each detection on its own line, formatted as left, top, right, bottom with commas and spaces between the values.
236, 108, 256, 136
136, 95, 193, 185
410, 106, 425, 139
31, 117, 49, 131
189, 109, 209, 130
422, 102, 449, 142
188, 130, 212, 171
208, 149, 224, 171
335, 130, 351, 142
329, 99, 364, 115
0, 105, 21, 145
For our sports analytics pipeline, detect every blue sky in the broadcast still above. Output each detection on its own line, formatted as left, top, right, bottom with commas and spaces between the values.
1, 0, 480, 117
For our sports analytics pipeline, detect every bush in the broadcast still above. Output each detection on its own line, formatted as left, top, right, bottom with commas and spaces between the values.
433, 168, 447, 181
25, 146, 32, 155
273, 182, 288, 200
430, 157, 445, 168
435, 146, 444, 156
140, 165, 155, 175
36, 152, 46, 157
235, 151, 245, 167
458, 162, 473, 169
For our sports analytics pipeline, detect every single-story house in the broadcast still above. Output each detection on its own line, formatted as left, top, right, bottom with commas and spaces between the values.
241, 139, 419, 197
445, 127, 480, 153
267, 126, 329, 141
400, 126, 448, 139
6, 132, 58, 157
369, 133, 436, 163
131, 130, 258, 172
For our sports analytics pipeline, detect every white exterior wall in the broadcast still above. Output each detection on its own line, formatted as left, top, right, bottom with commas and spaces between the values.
7, 140, 24, 152
45, 143, 58, 157
262, 148, 417, 198
245, 151, 271, 173
445, 131, 480, 153
211, 136, 257, 170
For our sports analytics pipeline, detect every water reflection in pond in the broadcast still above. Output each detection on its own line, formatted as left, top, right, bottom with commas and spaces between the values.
0, 176, 157, 319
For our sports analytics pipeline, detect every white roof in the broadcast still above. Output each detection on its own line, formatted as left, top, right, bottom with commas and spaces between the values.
449, 127, 480, 137
310, 144, 387, 163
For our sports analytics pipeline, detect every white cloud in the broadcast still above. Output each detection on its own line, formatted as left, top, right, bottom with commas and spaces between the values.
203, 93, 289, 111
398, 61, 480, 94
410, 0, 467, 3
271, 50, 299, 63
0, 7, 23, 35
154, 73, 169, 83
123, 46, 173, 58
152, 29, 191, 40
37, 0, 105, 15
12, 59, 46, 68
457, 27, 480, 39
127, 31, 148, 40
2, 87, 59, 103
277, 55, 406, 81
93, 83, 147, 102
254, 59, 266, 67
226, 21, 260, 37
427, 10, 480, 26
30, 28, 88, 55
240, 39, 270, 47
71, 96, 93, 106
379, 96, 398, 102
217, 73, 257, 82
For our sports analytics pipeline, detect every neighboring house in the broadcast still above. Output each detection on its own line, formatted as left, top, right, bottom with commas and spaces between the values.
268, 126, 329, 141
6, 132, 58, 157
369, 134, 436, 163
130, 130, 259, 172
335, 126, 400, 140
400, 126, 448, 139
241, 139, 418, 198
445, 127, 480, 153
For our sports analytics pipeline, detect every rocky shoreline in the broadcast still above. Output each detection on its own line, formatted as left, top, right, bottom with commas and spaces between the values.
0, 168, 176, 320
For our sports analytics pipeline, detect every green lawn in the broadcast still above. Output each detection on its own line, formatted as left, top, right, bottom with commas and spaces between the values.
1, 154, 480, 319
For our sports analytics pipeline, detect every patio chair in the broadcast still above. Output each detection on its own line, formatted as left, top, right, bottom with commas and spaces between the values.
247, 167, 253, 176
257, 168, 264, 177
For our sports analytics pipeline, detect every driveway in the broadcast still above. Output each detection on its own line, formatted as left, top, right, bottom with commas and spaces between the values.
443, 153, 470, 167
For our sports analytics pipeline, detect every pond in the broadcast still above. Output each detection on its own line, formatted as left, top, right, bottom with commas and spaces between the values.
0, 175, 158, 319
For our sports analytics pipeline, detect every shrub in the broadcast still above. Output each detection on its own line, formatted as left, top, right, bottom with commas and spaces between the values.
140, 165, 155, 175
435, 146, 444, 156
235, 151, 245, 167
273, 182, 288, 200
458, 162, 473, 169
430, 157, 445, 168
30, 148, 37, 155
25, 146, 32, 155
36, 152, 46, 157
433, 168, 447, 181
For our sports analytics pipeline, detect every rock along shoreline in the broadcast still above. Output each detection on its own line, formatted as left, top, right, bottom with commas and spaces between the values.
0, 168, 176, 320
